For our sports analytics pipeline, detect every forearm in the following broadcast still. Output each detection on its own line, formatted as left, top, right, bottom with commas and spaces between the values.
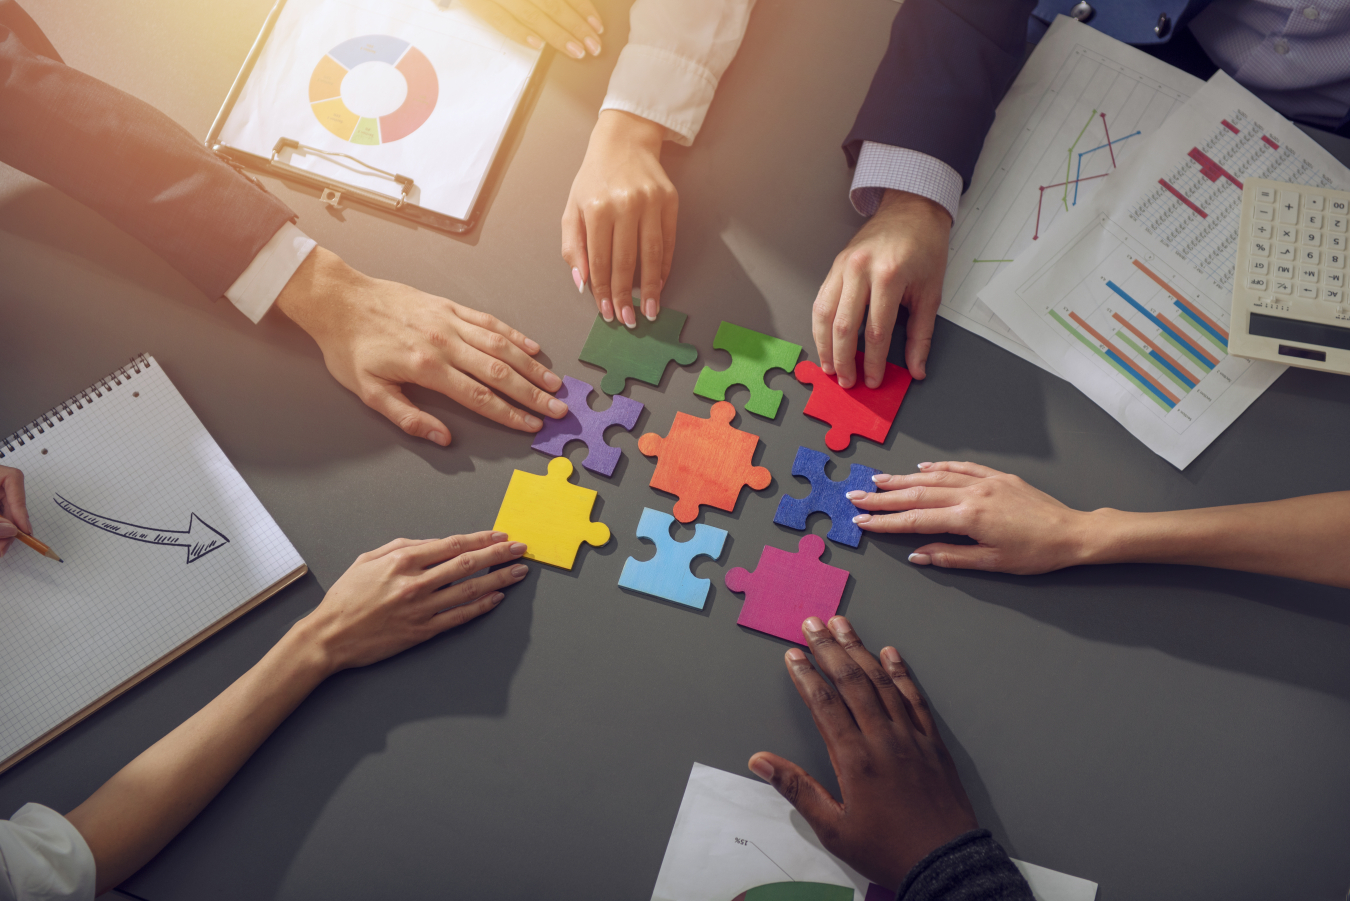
1082, 492, 1350, 588
66, 621, 334, 893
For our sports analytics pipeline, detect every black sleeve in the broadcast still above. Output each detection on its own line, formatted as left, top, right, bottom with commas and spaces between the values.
896, 829, 1036, 901
842, 0, 1037, 191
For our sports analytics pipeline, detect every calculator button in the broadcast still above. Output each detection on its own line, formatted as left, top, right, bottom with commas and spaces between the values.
1299, 266, 1319, 282
1250, 240, 1270, 256
1274, 262, 1294, 277
1302, 248, 1321, 264
1330, 198, 1349, 214
1298, 284, 1319, 299
1253, 222, 1272, 238
1253, 203, 1274, 221
1304, 212, 1323, 229
1250, 259, 1268, 274
1331, 216, 1348, 233
1328, 252, 1345, 269
1303, 229, 1322, 247
1305, 195, 1325, 212
1328, 271, 1345, 287
1330, 234, 1346, 250
1326, 287, 1344, 303
1276, 244, 1296, 260
1278, 191, 1301, 222
1247, 275, 1268, 290
1277, 226, 1297, 242
1256, 186, 1276, 203
1273, 279, 1293, 295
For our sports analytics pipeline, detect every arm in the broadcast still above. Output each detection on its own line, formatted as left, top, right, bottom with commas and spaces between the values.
65, 531, 530, 894
561, 0, 756, 325
849, 461, 1350, 588
749, 615, 1032, 898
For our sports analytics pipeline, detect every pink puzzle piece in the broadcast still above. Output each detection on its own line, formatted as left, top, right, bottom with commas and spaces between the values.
725, 534, 849, 645
794, 353, 912, 452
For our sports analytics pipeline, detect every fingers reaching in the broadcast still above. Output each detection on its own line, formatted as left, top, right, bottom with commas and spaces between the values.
879, 646, 936, 736
748, 751, 843, 829
361, 380, 454, 447
799, 617, 889, 728
462, 0, 603, 58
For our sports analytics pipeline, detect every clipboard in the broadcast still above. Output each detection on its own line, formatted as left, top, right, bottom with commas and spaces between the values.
205, 0, 546, 235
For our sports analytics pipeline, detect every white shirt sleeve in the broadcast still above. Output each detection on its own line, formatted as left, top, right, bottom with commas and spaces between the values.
0, 804, 95, 901
849, 141, 963, 223
224, 222, 318, 324
599, 0, 757, 146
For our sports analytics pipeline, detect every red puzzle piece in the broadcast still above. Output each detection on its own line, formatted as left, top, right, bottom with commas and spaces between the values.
638, 401, 772, 523
725, 535, 849, 645
794, 353, 912, 452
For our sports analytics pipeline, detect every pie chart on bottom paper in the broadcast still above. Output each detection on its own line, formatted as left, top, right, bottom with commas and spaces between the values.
730, 883, 854, 901
309, 34, 439, 145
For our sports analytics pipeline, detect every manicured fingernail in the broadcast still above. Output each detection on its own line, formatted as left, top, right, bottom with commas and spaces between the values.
803, 616, 825, 633
643, 298, 658, 321
549, 398, 569, 416
917, 462, 931, 470
749, 758, 774, 781
511, 564, 529, 577
908, 553, 931, 565
491, 532, 508, 541
428, 431, 448, 446
509, 542, 527, 556
881, 647, 901, 664
872, 474, 890, 483
588, 15, 604, 33
786, 647, 808, 662
566, 41, 585, 59
621, 305, 636, 328
572, 267, 584, 292
489, 592, 505, 604
600, 298, 614, 322
846, 490, 866, 500
524, 416, 543, 430
525, 338, 541, 354
585, 36, 601, 56
526, 35, 544, 50
853, 514, 871, 524
543, 371, 562, 390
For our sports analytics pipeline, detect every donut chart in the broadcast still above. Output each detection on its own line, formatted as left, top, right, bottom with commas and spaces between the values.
309, 35, 438, 145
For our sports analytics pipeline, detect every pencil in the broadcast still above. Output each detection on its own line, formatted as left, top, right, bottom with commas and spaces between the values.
10, 529, 63, 562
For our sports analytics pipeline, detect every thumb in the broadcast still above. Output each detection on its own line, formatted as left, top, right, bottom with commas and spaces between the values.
749, 752, 843, 833
364, 381, 452, 447
0, 518, 15, 539
909, 542, 999, 571
561, 203, 590, 298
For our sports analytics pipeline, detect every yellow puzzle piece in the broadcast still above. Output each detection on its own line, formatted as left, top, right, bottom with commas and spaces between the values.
493, 457, 610, 569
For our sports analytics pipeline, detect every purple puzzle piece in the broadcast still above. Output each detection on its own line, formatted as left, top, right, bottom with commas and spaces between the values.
531, 375, 644, 477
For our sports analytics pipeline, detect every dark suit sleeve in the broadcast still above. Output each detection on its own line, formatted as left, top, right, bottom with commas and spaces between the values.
843, 0, 1037, 191
0, 0, 296, 300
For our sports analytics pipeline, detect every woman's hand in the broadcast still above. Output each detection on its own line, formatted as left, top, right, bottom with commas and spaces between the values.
562, 110, 677, 327
848, 461, 1095, 574
749, 616, 978, 890
0, 465, 32, 558
296, 531, 530, 674
463, 0, 604, 58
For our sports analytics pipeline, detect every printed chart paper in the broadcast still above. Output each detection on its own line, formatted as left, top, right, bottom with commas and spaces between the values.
941, 16, 1201, 372
219, 0, 539, 221
652, 764, 1097, 901
981, 73, 1349, 468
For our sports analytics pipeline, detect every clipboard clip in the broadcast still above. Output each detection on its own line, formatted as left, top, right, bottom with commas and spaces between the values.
270, 138, 415, 210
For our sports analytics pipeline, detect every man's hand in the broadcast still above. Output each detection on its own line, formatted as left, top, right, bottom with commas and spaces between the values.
562, 110, 676, 327
848, 461, 1094, 574
0, 465, 32, 558
275, 248, 567, 446
462, 0, 603, 58
813, 189, 951, 387
749, 616, 978, 890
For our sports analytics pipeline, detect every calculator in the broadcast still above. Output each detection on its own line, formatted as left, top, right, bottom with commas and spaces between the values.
1229, 178, 1350, 374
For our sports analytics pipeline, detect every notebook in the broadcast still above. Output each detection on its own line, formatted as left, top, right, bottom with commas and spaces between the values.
0, 355, 306, 773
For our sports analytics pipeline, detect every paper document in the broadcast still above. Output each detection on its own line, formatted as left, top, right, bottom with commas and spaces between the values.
941, 16, 1201, 372
980, 72, 1350, 468
219, 0, 538, 221
651, 763, 1097, 901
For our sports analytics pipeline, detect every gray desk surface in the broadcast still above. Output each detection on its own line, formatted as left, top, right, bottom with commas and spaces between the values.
3, 2, 1350, 899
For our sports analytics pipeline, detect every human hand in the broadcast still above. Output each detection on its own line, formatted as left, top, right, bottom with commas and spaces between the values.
749, 616, 977, 889
561, 110, 676, 327
462, 0, 603, 58
298, 531, 529, 674
849, 461, 1095, 574
813, 189, 951, 387
275, 247, 567, 446
0, 465, 32, 558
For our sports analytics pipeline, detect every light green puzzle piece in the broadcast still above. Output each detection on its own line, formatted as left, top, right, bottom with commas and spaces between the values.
693, 322, 802, 418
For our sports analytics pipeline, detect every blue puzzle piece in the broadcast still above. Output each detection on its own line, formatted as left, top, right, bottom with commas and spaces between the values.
618, 507, 728, 609
773, 446, 879, 547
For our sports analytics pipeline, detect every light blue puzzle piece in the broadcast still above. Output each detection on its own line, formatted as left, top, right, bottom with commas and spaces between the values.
618, 507, 728, 609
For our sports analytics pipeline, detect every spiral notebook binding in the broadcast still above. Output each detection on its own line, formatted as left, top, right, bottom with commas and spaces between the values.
0, 354, 153, 458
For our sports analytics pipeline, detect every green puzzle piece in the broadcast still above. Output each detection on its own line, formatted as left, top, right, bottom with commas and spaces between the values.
579, 303, 699, 396
694, 322, 802, 418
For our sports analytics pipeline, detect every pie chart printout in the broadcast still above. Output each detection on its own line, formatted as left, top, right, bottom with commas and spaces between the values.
309, 34, 439, 145
730, 883, 854, 901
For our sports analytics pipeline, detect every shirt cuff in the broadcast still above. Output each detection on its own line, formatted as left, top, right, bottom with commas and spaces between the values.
600, 44, 720, 147
849, 142, 963, 222
224, 222, 317, 324
0, 803, 96, 901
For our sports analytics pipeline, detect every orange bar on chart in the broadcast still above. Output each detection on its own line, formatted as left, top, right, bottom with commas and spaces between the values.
1070, 312, 1179, 404
1131, 259, 1230, 340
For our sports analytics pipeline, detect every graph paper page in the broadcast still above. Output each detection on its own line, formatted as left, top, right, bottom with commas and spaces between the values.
941, 16, 1202, 373
980, 72, 1349, 468
0, 358, 304, 766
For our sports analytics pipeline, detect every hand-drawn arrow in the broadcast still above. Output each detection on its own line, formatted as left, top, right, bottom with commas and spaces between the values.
54, 494, 230, 564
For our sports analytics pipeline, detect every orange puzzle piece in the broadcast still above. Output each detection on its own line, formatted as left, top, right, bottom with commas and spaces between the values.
638, 402, 772, 523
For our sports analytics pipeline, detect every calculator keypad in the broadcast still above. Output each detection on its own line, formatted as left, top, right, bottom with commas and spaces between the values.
1238, 179, 1350, 324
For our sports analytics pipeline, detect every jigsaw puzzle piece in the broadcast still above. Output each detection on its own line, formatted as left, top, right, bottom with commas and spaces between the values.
638, 401, 772, 523
618, 507, 728, 608
531, 375, 643, 477
694, 322, 802, 418
726, 534, 849, 644
773, 446, 880, 548
795, 353, 912, 451
493, 457, 610, 569
578, 304, 698, 396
